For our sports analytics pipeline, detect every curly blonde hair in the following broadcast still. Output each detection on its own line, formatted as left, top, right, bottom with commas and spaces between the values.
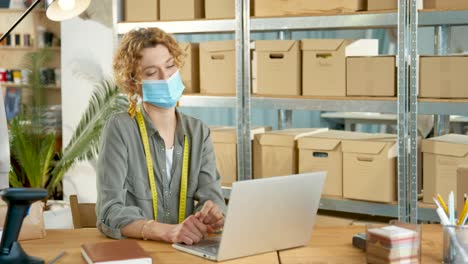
113, 27, 184, 95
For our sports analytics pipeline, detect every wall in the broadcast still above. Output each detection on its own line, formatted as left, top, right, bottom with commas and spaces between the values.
61, 12, 113, 203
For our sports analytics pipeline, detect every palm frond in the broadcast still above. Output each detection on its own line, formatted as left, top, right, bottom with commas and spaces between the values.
47, 79, 128, 193
9, 170, 22, 188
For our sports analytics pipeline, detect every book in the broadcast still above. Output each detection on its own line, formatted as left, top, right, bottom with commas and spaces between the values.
4, 87, 20, 121
81, 239, 152, 264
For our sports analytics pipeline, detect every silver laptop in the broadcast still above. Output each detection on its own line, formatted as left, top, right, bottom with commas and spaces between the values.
172, 172, 326, 261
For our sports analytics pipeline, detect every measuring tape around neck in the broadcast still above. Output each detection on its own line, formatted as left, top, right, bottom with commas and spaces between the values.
135, 108, 189, 224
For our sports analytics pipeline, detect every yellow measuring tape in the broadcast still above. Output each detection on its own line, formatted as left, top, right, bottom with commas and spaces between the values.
135, 108, 189, 224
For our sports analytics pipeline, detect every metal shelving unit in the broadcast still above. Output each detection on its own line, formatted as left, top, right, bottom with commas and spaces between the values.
117, 10, 468, 33
115, 1, 468, 223
179, 95, 398, 113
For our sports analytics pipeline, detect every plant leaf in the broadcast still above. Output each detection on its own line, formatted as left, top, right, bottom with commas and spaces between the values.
47, 78, 128, 193
9, 118, 55, 188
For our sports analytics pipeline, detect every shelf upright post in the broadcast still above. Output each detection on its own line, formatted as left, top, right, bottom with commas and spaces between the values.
112, 0, 124, 48
409, 0, 419, 224
433, 25, 451, 137
277, 30, 293, 130
235, 0, 252, 181
397, 0, 410, 223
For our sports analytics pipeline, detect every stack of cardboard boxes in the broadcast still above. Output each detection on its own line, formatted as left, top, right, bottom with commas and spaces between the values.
211, 126, 271, 186
252, 0, 366, 17
298, 131, 397, 202
212, 128, 405, 204
125, 0, 468, 100
124, 0, 234, 21
253, 128, 328, 178
124, 0, 468, 22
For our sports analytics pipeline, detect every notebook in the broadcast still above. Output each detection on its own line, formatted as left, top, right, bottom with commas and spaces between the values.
81, 239, 152, 264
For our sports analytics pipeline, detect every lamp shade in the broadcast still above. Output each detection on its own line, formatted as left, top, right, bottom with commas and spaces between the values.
46, 0, 91, 21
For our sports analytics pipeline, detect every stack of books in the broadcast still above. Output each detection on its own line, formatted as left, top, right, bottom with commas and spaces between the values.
366, 225, 420, 264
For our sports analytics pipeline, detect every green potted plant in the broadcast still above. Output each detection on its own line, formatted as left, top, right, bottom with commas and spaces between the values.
8, 49, 128, 202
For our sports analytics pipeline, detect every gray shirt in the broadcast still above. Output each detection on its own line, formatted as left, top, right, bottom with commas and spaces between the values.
96, 109, 227, 239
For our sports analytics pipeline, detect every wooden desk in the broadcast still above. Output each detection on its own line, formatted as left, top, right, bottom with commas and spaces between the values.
21, 229, 279, 264
21, 226, 444, 263
279, 225, 443, 264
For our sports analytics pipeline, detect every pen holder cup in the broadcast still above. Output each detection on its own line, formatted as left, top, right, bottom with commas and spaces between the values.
443, 225, 468, 264
366, 221, 421, 264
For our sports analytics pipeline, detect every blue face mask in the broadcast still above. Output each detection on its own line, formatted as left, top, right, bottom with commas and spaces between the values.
142, 70, 185, 109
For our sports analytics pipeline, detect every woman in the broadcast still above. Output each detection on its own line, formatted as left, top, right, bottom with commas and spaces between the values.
96, 28, 227, 245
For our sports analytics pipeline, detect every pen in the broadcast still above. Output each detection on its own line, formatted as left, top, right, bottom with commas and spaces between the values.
457, 198, 468, 226
462, 213, 468, 226
449, 192, 455, 226
48, 250, 65, 264
437, 194, 449, 215
434, 198, 468, 262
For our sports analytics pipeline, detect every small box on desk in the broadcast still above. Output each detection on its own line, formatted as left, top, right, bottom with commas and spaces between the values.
160, 0, 203, 20
252, 40, 300, 96
342, 137, 398, 203
199, 40, 235, 95
125, 0, 158, 21
179, 42, 199, 94
346, 56, 396, 97
205, 0, 234, 19
420, 55, 468, 99
422, 134, 468, 204
211, 126, 271, 187
253, 128, 328, 179
298, 130, 395, 197
301, 39, 378, 97
252, 0, 366, 17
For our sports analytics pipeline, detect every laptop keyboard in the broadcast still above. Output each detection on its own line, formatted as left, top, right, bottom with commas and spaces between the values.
189, 237, 221, 256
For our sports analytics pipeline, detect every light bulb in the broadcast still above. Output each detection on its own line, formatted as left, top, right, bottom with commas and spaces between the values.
57, 0, 76, 11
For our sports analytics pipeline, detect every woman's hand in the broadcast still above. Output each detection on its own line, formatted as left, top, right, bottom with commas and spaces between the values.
163, 215, 208, 245
195, 200, 225, 233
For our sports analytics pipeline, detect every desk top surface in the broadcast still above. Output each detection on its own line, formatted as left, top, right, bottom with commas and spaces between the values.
21, 225, 443, 263
279, 225, 442, 264
21, 229, 279, 264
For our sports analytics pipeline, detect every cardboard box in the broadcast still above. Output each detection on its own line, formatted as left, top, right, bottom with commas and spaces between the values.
422, 134, 468, 204
253, 0, 366, 17
199, 40, 236, 95
211, 126, 271, 187
302, 39, 378, 97
342, 137, 397, 203
298, 130, 395, 197
205, 0, 234, 19
253, 128, 328, 179
179, 42, 199, 94
160, 0, 203, 20
457, 165, 468, 217
367, 0, 397, 10
368, 0, 424, 10
125, 0, 158, 22
423, 0, 468, 10
346, 56, 396, 97
252, 40, 300, 96
420, 56, 468, 99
